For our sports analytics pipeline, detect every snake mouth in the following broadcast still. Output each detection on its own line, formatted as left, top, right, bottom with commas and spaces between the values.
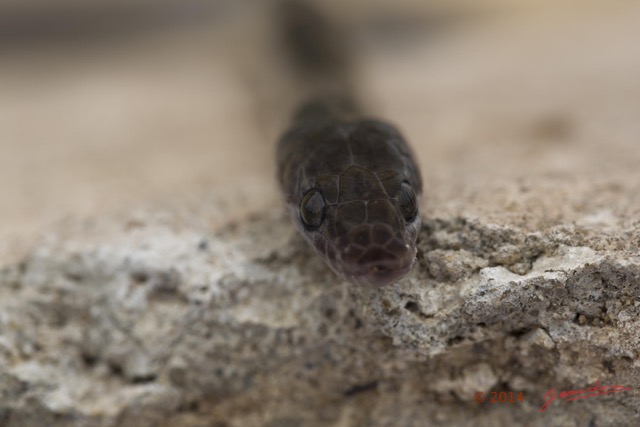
342, 245, 416, 287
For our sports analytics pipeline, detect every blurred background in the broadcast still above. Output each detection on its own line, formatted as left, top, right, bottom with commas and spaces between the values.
1, 0, 639, 257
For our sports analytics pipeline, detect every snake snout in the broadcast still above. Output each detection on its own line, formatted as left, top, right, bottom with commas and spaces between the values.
344, 243, 416, 287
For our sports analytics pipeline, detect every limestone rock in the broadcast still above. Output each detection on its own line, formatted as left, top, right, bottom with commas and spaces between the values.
0, 200, 638, 426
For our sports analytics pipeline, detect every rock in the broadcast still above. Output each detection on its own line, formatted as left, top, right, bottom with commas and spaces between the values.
0, 199, 638, 426
2, 1, 640, 426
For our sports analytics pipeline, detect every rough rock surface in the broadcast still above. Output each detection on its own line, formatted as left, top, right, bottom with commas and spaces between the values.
1, 190, 639, 426
2, 1, 640, 426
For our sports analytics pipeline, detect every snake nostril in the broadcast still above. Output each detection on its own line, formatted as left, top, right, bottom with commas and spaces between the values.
348, 226, 371, 247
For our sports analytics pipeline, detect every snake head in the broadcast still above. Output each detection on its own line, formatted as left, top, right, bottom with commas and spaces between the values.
292, 165, 421, 287
279, 118, 422, 287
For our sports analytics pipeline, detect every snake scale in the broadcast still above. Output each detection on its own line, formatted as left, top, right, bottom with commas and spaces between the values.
276, 0, 422, 287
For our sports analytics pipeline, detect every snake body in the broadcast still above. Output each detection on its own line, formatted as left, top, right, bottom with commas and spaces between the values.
276, 1, 422, 287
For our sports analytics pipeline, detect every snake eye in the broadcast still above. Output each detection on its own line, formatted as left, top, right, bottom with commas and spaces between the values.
300, 188, 326, 230
398, 182, 418, 223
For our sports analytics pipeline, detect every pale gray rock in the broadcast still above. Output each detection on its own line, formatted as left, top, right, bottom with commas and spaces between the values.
0, 201, 639, 427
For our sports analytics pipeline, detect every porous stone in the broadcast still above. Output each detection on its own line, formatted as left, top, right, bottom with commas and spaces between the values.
2, 1, 640, 426
0, 199, 639, 426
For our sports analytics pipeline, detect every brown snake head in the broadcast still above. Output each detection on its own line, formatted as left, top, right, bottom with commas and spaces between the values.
278, 114, 422, 287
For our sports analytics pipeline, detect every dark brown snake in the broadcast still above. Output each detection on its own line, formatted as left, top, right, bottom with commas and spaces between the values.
276, 1, 422, 287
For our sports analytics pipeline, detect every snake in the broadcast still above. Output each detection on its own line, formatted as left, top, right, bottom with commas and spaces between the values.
276, 1, 422, 287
